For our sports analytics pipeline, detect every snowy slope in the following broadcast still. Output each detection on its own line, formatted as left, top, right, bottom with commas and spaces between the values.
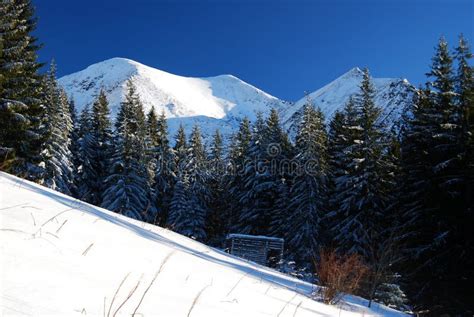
282, 68, 414, 137
0, 172, 406, 316
59, 58, 289, 140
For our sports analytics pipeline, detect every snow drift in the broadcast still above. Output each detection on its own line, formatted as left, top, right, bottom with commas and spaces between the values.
0, 172, 406, 316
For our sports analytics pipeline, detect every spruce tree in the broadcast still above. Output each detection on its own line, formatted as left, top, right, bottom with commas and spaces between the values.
0, 0, 45, 178
76, 90, 113, 205
42, 62, 74, 194
173, 124, 187, 175
286, 105, 329, 269
223, 117, 251, 233
76, 105, 97, 202
235, 112, 269, 235
236, 110, 292, 236
91, 90, 113, 201
182, 125, 209, 241
102, 81, 153, 221
206, 129, 225, 245
68, 97, 80, 197
167, 176, 191, 234
331, 69, 395, 260
153, 110, 175, 226
401, 36, 474, 314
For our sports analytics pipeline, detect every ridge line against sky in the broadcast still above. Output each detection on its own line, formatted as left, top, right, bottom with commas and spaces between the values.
33, 0, 473, 101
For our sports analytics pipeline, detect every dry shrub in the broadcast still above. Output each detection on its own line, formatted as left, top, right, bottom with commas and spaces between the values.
315, 249, 368, 305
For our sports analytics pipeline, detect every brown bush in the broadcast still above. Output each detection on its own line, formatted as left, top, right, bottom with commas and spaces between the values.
315, 249, 368, 305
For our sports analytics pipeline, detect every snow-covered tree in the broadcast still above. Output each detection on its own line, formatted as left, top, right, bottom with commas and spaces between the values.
173, 124, 187, 175
285, 105, 329, 268
206, 129, 226, 245
75, 90, 113, 205
42, 62, 74, 194
102, 80, 153, 221
236, 110, 292, 236
182, 125, 209, 241
167, 176, 191, 234
401, 36, 474, 314
152, 110, 175, 226
68, 97, 80, 196
0, 0, 45, 179
223, 117, 252, 234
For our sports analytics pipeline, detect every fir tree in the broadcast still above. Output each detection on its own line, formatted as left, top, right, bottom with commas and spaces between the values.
236, 110, 292, 236
285, 105, 329, 268
0, 0, 45, 178
206, 129, 226, 245
401, 36, 474, 314
153, 110, 175, 226
42, 62, 74, 194
167, 176, 191, 234
76, 90, 113, 205
75, 105, 97, 203
331, 69, 393, 259
102, 81, 153, 221
173, 124, 187, 175
68, 96, 80, 197
223, 117, 251, 234
182, 125, 209, 241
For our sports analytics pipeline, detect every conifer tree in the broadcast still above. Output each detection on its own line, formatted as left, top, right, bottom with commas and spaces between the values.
401, 36, 474, 314
236, 110, 292, 236
42, 62, 74, 194
454, 34, 474, 211
68, 97, 80, 196
234, 113, 268, 235
173, 124, 187, 175
76, 105, 97, 202
102, 81, 153, 221
75, 90, 113, 205
0, 0, 45, 178
153, 110, 175, 226
285, 105, 329, 268
167, 175, 191, 234
206, 129, 225, 245
182, 125, 209, 241
223, 117, 251, 233
331, 69, 394, 259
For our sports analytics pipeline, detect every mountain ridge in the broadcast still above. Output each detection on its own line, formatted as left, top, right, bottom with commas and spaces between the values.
59, 58, 414, 140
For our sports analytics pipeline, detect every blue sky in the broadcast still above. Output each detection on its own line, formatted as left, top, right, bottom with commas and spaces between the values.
33, 0, 473, 101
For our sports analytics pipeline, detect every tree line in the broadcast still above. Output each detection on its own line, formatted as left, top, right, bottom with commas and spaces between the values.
0, 0, 472, 314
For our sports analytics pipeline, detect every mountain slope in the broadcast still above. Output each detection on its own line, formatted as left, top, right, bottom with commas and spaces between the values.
59, 58, 288, 139
282, 68, 414, 136
0, 172, 405, 316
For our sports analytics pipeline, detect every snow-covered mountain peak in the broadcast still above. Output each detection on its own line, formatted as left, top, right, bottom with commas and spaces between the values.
281, 68, 414, 137
60, 59, 414, 142
59, 57, 288, 140
338, 67, 364, 79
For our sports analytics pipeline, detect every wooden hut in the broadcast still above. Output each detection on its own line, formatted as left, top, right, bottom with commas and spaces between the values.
226, 234, 284, 267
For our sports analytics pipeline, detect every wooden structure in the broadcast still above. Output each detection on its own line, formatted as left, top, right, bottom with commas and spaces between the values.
226, 234, 284, 267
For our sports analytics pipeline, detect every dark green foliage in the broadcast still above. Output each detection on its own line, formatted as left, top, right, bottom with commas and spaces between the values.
102, 81, 153, 220
401, 37, 474, 314
151, 109, 175, 226
285, 105, 329, 269
76, 89, 113, 205
42, 62, 74, 194
0, 0, 45, 178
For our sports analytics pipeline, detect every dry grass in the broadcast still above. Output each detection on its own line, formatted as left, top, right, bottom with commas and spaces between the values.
112, 278, 141, 317
131, 251, 175, 316
107, 273, 130, 317
186, 283, 212, 317
315, 249, 368, 305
